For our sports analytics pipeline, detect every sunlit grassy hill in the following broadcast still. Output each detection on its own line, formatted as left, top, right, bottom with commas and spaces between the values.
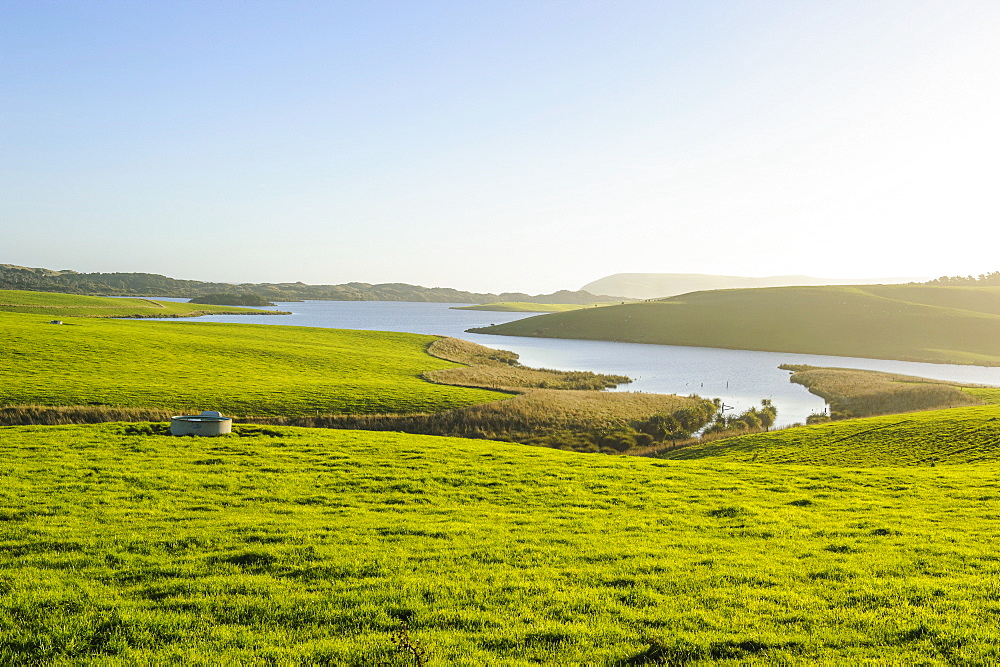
662, 403, 1000, 466
580, 272, 922, 300
451, 302, 588, 312
471, 284, 1000, 365
0, 288, 282, 318
0, 312, 504, 416
5, 422, 1000, 664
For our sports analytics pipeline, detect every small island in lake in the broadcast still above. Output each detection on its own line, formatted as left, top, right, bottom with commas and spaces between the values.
452, 302, 591, 313
188, 293, 277, 307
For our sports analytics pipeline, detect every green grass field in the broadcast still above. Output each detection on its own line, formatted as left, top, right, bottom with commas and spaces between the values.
0, 288, 283, 318
662, 403, 1000, 466
452, 302, 589, 313
0, 312, 505, 417
9, 285, 1000, 663
4, 423, 1000, 664
471, 284, 1000, 365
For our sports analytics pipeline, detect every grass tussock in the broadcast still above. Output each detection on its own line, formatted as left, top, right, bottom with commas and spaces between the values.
782, 364, 984, 419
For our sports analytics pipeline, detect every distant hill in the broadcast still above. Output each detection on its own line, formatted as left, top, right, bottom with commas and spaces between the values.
0, 263, 625, 304
0, 288, 282, 319
470, 284, 1000, 366
581, 273, 924, 300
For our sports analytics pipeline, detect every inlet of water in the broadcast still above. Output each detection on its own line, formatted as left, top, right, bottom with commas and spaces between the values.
144, 300, 1000, 427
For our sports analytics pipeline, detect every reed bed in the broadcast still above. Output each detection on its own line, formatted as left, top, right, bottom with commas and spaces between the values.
426, 364, 629, 391
782, 364, 983, 418
243, 389, 704, 450
425, 337, 629, 390
0, 404, 174, 426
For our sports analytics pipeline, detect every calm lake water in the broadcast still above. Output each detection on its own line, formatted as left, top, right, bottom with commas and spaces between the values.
146, 300, 1000, 428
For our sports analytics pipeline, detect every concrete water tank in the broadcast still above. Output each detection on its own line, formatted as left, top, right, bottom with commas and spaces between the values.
170, 410, 233, 436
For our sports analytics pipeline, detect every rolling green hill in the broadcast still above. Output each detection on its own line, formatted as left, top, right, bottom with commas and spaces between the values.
0, 311, 504, 417
661, 403, 1000, 466
580, 272, 921, 300
0, 294, 713, 452
5, 422, 1000, 663
0, 289, 284, 318
471, 284, 1000, 366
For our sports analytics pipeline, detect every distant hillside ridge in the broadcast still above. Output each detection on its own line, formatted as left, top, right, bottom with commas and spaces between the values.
581, 272, 924, 300
0, 288, 284, 318
0, 263, 626, 304
470, 284, 1000, 366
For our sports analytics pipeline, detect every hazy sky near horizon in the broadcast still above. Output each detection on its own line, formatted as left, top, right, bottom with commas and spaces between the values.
3, 1, 998, 293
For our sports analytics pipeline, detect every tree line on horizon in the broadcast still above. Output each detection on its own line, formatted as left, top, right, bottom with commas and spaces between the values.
0, 263, 623, 304
927, 271, 1000, 285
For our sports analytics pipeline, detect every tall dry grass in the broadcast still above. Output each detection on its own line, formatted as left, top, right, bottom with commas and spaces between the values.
0, 404, 174, 426
425, 338, 629, 390
243, 389, 700, 444
781, 364, 983, 418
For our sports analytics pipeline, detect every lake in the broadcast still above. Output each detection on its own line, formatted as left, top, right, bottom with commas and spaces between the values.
145, 300, 1000, 427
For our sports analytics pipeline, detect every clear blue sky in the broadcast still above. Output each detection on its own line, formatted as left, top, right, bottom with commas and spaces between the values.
2, 1, 998, 292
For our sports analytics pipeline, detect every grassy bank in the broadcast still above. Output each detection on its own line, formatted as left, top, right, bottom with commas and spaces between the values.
5, 423, 1000, 663
0, 288, 285, 318
0, 312, 505, 417
424, 337, 629, 391
660, 403, 1000, 466
781, 365, 986, 419
471, 284, 1000, 366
